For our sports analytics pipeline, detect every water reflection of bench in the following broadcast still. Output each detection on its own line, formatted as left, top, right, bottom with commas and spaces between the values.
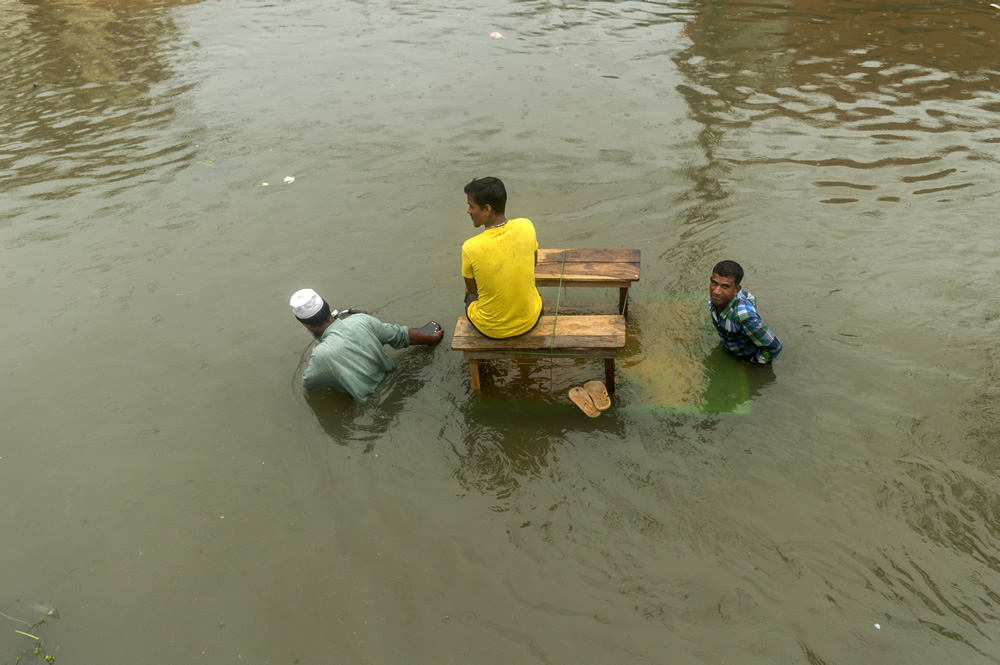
451, 315, 626, 394
535, 249, 641, 314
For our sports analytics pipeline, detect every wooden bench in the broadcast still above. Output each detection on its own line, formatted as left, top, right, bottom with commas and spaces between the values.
451, 315, 626, 394
535, 249, 641, 314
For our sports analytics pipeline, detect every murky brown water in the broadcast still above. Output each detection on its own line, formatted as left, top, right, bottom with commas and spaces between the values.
2, 0, 1000, 662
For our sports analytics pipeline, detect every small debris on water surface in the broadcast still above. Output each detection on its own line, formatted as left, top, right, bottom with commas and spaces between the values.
284, 176, 295, 184
489, 31, 504, 39
874, 623, 881, 629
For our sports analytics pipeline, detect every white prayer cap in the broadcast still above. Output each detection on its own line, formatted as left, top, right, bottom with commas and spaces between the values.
290, 288, 324, 320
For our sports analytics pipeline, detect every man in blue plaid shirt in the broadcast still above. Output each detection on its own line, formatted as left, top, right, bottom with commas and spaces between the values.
709, 260, 782, 364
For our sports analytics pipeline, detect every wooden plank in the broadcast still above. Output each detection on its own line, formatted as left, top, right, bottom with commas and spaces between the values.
535, 249, 641, 292
537, 248, 640, 263
452, 315, 624, 337
535, 279, 632, 289
527, 304, 621, 316
452, 315, 625, 351
453, 315, 623, 338
536, 261, 640, 277
535, 279, 632, 290
537, 271, 639, 283
455, 334, 626, 351
536, 259, 640, 273
463, 349, 618, 361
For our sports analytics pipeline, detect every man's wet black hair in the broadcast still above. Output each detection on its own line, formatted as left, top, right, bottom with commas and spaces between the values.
712, 260, 744, 285
296, 301, 332, 327
464, 176, 507, 215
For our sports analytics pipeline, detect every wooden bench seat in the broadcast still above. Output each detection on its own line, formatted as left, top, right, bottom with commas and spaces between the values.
535, 248, 641, 314
451, 315, 626, 393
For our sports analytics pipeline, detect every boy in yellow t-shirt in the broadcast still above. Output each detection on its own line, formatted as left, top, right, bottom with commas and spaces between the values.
461, 177, 543, 338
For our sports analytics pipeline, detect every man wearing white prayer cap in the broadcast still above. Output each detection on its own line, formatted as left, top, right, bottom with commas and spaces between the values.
290, 288, 443, 401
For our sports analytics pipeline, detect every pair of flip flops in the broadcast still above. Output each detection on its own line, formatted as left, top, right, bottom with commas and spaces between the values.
569, 381, 612, 418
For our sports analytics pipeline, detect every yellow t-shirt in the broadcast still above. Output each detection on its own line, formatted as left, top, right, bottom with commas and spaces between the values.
461, 217, 543, 338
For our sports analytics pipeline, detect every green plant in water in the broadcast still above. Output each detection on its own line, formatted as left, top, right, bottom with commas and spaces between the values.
4, 605, 60, 664
9, 630, 53, 665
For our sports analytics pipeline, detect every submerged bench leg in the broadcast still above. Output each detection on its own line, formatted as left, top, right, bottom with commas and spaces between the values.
618, 287, 629, 316
469, 360, 482, 393
604, 358, 616, 394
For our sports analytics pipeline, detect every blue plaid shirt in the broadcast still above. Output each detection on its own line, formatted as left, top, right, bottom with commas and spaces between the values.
709, 290, 782, 364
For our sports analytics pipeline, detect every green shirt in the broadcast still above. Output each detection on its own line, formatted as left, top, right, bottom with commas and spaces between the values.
302, 314, 410, 401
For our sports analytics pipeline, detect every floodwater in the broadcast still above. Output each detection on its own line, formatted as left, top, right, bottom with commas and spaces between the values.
2, 0, 999, 662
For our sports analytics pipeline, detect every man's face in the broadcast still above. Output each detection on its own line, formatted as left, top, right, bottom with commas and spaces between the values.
467, 193, 491, 228
709, 273, 740, 309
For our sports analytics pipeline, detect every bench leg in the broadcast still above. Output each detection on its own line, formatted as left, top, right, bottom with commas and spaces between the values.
618, 288, 629, 316
604, 358, 615, 394
469, 360, 482, 393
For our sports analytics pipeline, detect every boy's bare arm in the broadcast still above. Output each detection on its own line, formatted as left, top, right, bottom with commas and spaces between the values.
464, 276, 479, 298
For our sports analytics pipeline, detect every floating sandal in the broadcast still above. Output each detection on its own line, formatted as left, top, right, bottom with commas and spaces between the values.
569, 386, 600, 418
583, 380, 611, 411
414, 321, 443, 335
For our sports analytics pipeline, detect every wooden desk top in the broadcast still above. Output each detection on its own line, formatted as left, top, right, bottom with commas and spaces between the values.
535, 249, 641, 287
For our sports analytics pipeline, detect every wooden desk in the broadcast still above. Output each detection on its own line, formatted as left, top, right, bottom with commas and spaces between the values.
452, 315, 626, 393
535, 249, 641, 314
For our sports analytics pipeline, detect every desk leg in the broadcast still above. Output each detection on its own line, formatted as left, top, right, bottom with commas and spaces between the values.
604, 358, 615, 394
469, 360, 482, 393
618, 288, 629, 315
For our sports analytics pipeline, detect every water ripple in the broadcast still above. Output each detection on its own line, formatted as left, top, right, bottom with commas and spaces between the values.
0, 1, 198, 240
675, 0, 1000, 209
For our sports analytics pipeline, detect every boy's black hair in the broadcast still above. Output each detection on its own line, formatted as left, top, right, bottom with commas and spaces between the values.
712, 260, 744, 285
464, 177, 507, 215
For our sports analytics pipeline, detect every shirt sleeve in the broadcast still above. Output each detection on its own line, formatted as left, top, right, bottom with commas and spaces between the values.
461, 243, 474, 279
738, 311, 782, 363
365, 315, 410, 350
